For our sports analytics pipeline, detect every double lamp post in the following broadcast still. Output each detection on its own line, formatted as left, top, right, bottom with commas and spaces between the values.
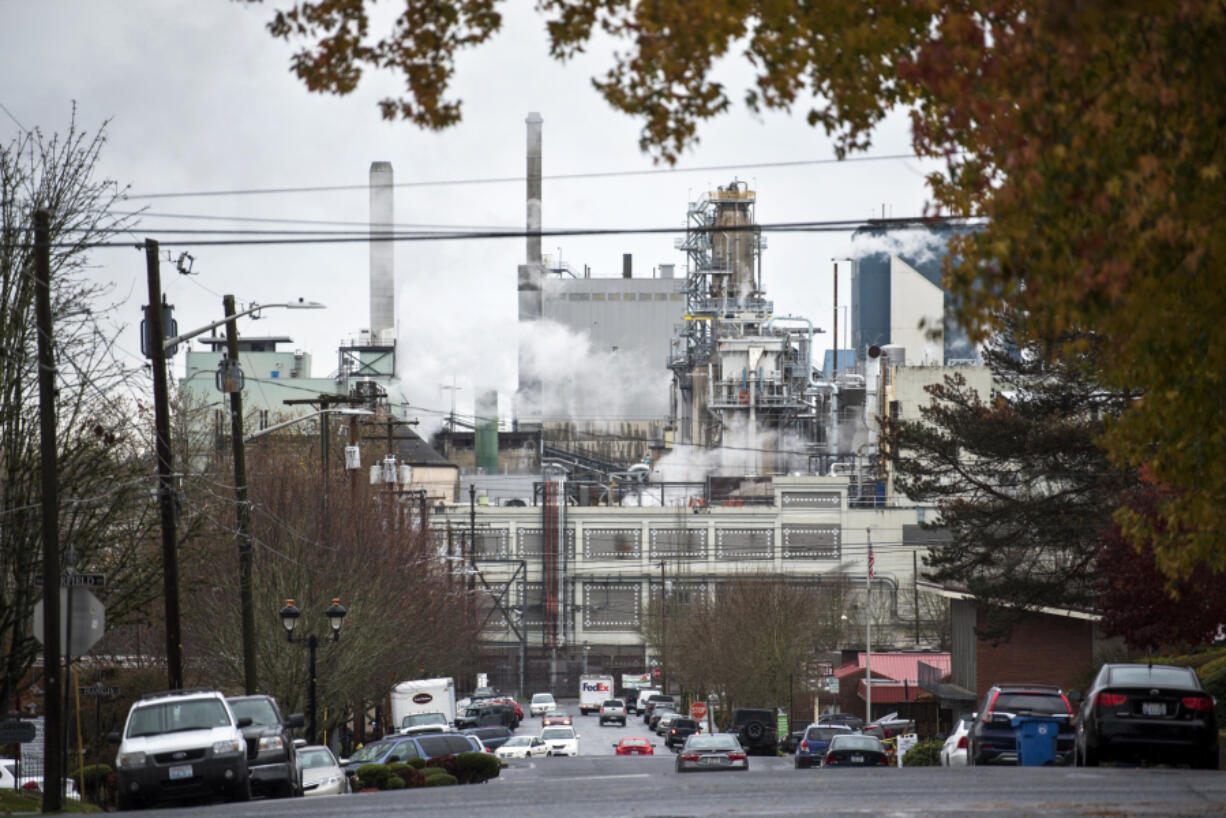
279, 598, 347, 745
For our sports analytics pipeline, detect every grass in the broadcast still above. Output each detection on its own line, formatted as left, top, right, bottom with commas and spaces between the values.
0, 790, 102, 815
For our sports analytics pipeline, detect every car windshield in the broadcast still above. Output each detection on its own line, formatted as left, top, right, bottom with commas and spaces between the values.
686, 735, 738, 751
503, 737, 533, 747
227, 698, 279, 727
403, 713, 447, 727
831, 735, 882, 752
126, 699, 231, 737
806, 727, 847, 741
993, 693, 1069, 715
541, 727, 575, 740
298, 748, 337, 770
1108, 665, 1197, 688
347, 739, 395, 763
532, 694, 555, 704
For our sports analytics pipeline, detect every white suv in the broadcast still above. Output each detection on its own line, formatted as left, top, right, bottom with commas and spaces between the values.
530, 692, 556, 717
111, 689, 252, 810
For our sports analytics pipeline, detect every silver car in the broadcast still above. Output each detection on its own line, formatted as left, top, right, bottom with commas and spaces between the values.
675, 733, 748, 773
298, 745, 349, 797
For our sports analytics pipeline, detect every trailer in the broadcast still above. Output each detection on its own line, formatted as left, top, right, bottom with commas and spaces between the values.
390, 677, 457, 732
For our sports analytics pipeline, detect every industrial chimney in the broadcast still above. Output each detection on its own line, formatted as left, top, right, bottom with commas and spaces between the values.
517, 114, 544, 421
369, 161, 395, 345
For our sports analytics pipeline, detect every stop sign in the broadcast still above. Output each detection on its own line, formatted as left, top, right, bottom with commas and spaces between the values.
690, 701, 707, 720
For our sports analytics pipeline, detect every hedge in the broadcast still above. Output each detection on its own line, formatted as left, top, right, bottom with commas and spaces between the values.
902, 739, 942, 767
425, 773, 457, 787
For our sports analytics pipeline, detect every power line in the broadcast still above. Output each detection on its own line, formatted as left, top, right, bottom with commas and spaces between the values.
125, 153, 932, 200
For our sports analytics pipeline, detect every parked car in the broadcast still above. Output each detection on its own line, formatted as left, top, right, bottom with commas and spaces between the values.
599, 699, 627, 726
496, 736, 549, 760
795, 724, 853, 769
641, 694, 676, 724
1075, 663, 1219, 769
491, 697, 524, 722
655, 711, 683, 736
341, 732, 484, 783
111, 688, 253, 810
398, 712, 451, 735
226, 694, 305, 798
455, 703, 514, 730
664, 717, 701, 750
530, 692, 557, 717
675, 733, 748, 773
648, 707, 678, 732
470, 686, 497, 701
969, 683, 1074, 766
613, 737, 655, 756
490, 701, 520, 729
821, 733, 891, 767
540, 726, 580, 757
0, 758, 81, 800
817, 713, 865, 732
297, 745, 349, 797
463, 726, 515, 751
729, 708, 779, 756
862, 715, 913, 741
940, 715, 975, 767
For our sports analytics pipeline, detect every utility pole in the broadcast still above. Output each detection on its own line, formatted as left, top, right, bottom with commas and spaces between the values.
913, 551, 921, 645
224, 295, 258, 694
659, 561, 667, 695
35, 209, 63, 814
865, 528, 873, 723
145, 239, 184, 691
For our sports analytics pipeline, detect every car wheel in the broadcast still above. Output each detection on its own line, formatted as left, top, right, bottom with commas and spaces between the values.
117, 790, 140, 811
231, 778, 252, 803
1081, 741, 1099, 767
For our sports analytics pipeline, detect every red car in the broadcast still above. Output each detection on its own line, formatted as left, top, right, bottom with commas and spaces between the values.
543, 711, 573, 726
614, 737, 655, 756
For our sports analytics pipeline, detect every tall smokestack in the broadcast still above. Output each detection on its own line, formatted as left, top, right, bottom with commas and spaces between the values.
369, 161, 394, 344
526, 112, 542, 265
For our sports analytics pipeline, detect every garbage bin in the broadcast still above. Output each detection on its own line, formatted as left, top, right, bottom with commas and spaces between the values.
1010, 716, 1062, 766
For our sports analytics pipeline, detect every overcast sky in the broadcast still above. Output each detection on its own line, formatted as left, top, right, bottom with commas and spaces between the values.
2, 0, 937, 433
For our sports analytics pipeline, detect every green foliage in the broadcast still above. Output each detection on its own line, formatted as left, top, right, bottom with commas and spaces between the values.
383, 775, 405, 790
387, 763, 425, 789
424, 772, 457, 787
902, 739, 942, 767
406, 757, 426, 770
454, 751, 501, 783
1196, 656, 1226, 731
355, 763, 389, 790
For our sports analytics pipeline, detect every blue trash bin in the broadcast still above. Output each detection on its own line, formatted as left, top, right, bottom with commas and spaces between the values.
1011, 716, 1062, 766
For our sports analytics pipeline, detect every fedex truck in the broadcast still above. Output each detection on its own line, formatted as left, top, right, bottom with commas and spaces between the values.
390, 677, 457, 733
578, 674, 615, 715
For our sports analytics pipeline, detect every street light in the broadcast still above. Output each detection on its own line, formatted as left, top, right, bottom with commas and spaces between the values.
279, 597, 347, 745
244, 408, 372, 444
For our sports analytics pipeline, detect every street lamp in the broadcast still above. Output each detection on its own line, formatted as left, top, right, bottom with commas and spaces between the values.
582, 641, 591, 675
279, 597, 347, 745
244, 407, 372, 444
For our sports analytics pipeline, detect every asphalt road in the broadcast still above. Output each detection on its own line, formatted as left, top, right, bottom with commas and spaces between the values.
121, 701, 1226, 817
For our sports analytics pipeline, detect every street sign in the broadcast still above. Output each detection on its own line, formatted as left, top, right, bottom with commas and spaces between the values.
813, 662, 833, 677
79, 684, 120, 697
824, 677, 839, 694
0, 720, 36, 743
34, 572, 106, 588
690, 701, 707, 720
652, 667, 662, 680
32, 587, 106, 659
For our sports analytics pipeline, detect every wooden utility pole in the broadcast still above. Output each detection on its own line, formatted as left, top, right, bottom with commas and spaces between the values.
34, 210, 63, 813
224, 295, 258, 694
145, 239, 184, 690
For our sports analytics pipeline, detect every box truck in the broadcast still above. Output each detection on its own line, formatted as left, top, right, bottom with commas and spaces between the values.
390, 677, 457, 733
578, 674, 615, 715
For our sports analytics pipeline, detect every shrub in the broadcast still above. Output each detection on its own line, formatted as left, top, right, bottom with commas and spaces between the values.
388, 763, 426, 789
356, 763, 390, 790
425, 772, 457, 786
384, 775, 405, 790
903, 739, 942, 767
454, 752, 501, 783
426, 754, 459, 778
79, 763, 113, 804
406, 757, 427, 770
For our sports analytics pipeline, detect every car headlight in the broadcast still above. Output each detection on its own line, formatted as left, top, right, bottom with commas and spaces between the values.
258, 735, 285, 751
213, 738, 244, 755
118, 751, 146, 768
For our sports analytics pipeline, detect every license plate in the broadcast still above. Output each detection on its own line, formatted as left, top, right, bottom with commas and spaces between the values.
1142, 702, 1166, 716
700, 757, 728, 766
850, 754, 864, 764
169, 764, 193, 781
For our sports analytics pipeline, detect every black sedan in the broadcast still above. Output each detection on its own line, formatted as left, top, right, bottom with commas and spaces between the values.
821, 734, 891, 767
1075, 662, 1218, 769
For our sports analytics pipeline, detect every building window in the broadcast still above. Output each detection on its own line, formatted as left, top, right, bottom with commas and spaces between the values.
889, 400, 901, 420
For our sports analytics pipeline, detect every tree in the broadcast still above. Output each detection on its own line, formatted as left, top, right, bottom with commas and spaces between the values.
1094, 485, 1226, 653
886, 311, 1135, 642
242, 0, 1226, 579
0, 113, 164, 708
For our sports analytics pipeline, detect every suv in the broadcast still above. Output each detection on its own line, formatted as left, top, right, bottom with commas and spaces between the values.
342, 732, 483, 784
730, 708, 778, 756
111, 689, 252, 810
530, 692, 557, 717
970, 683, 1075, 765
455, 703, 514, 730
226, 694, 304, 798
641, 694, 675, 724
599, 699, 627, 726
664, 716, 701, 750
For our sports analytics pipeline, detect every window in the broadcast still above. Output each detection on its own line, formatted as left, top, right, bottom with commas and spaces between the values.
889, 400, 901, 420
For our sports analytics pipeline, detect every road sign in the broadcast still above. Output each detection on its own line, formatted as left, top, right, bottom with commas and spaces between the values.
32, 587, 106, 659
79, 684, 120, 697
34, 572, 106, 588
824, 677, 840, 695
690, 701, 707, 720
0, 720, 36, 743
652, 667, 662, 680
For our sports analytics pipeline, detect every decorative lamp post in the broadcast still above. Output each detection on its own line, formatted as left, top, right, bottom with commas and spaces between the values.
279, 597, 346, 744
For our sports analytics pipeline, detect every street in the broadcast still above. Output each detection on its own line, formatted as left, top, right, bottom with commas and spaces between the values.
117, 701, 1226, 817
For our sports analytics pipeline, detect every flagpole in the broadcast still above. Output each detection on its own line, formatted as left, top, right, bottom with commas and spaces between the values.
866, 528, 873, 723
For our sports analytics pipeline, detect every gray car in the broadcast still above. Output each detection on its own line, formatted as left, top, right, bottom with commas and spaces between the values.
675, 733, 748, 773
